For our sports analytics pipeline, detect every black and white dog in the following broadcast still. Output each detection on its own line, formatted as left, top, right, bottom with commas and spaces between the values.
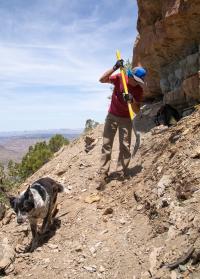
10, 177, 66, 252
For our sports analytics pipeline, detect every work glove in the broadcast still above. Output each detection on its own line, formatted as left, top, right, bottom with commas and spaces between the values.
113, 59, 124, 71
123, 93, 134, 103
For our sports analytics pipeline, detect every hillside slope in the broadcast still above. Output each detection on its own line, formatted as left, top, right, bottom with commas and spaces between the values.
1, 109, 200, 279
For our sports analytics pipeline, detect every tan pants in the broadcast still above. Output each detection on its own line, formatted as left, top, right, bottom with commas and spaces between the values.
100, 113, 132, 175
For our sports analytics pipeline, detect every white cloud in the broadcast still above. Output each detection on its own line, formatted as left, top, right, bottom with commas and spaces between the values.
0, 0, 138, 131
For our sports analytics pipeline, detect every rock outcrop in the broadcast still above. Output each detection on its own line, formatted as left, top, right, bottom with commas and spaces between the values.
133, 0, 200, 109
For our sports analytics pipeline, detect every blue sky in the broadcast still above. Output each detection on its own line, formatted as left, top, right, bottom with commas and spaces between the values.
0, 0, 138, 131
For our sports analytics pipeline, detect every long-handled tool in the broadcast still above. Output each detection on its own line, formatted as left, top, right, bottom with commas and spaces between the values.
116, 50, 140, 156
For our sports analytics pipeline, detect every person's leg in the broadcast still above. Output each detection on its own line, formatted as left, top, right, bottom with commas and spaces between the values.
117, 117, 132, 174
99, 113, 118, 175
96, 114, 118, 190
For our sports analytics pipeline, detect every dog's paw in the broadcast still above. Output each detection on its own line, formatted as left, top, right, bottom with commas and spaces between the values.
39, 226, 51, 235
28, 239, 39, 252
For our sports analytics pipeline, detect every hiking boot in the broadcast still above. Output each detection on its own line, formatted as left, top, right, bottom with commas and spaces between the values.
95, 173, 108, 191
123, 168, 130, 178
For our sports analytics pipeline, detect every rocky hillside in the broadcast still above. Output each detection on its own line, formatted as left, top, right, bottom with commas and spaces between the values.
0, 108, 200, 279
133, 0, 200, 110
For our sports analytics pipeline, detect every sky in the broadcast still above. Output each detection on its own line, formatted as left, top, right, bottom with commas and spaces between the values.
0, 0, 138, 131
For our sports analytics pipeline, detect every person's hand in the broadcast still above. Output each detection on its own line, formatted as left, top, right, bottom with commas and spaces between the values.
113, 59, 124, 71
122, 93, 134, 103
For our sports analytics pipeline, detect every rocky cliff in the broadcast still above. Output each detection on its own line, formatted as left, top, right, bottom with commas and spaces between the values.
133, 0, 200, 110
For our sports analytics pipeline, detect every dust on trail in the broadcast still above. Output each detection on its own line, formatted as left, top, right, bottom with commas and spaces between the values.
1, 109, 200, 279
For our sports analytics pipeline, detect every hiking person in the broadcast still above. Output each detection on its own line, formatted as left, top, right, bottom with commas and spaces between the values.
96, 59, 147, 190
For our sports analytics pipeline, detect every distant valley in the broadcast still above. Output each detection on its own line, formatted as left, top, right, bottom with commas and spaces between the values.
0, 129, 82, 166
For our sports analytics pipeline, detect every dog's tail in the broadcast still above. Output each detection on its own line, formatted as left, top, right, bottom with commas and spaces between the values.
56, 182, 67, 193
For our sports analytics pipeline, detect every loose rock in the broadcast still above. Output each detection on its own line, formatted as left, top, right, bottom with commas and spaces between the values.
103, 208, 113, 215
84, 194, 101, 204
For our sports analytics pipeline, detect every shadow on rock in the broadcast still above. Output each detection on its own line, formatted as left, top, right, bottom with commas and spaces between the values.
126, 165, 143, 177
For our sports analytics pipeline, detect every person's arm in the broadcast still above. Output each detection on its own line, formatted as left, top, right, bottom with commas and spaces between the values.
99, 59, 124, 83
99, 68, 115, 83
123, 93, 141, 114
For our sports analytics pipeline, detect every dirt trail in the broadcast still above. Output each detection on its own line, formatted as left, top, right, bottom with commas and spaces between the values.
1, 109, 200, 279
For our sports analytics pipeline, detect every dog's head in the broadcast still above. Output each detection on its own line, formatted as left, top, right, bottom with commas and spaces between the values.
9, 188, 34, 224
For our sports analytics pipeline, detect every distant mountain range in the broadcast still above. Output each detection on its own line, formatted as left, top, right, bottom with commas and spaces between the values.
0, 129, 83, 166
0, 128, 83, 138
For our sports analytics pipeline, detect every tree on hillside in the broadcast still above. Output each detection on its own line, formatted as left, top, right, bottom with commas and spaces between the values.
84, 119, 99, 133
0, 163, 5, 186
0, 134, 71, 203
19, 141, 53, 179
18, 134, 69, 180
49, 134, 69, 153
7, 160, 21, 187
0, 163, 7, 203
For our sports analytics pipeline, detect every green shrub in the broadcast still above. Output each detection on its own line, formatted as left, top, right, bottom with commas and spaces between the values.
0, 134, 69, 202
19, 141, 52, 179
49, 134, 69, 153
84, 119, 99, 133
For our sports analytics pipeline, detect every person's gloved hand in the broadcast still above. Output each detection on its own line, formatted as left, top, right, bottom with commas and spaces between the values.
113, 59, 124, 71
123, 93, 134, 103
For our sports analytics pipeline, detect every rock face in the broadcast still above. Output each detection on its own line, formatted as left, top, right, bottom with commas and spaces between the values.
133, 0, 200, 109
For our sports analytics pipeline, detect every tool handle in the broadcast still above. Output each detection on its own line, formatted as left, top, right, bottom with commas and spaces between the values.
116, 50, 134, 120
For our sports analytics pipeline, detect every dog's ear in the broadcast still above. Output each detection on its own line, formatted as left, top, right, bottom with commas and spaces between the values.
24, 186, 32, 199
9, 196, 16, 209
